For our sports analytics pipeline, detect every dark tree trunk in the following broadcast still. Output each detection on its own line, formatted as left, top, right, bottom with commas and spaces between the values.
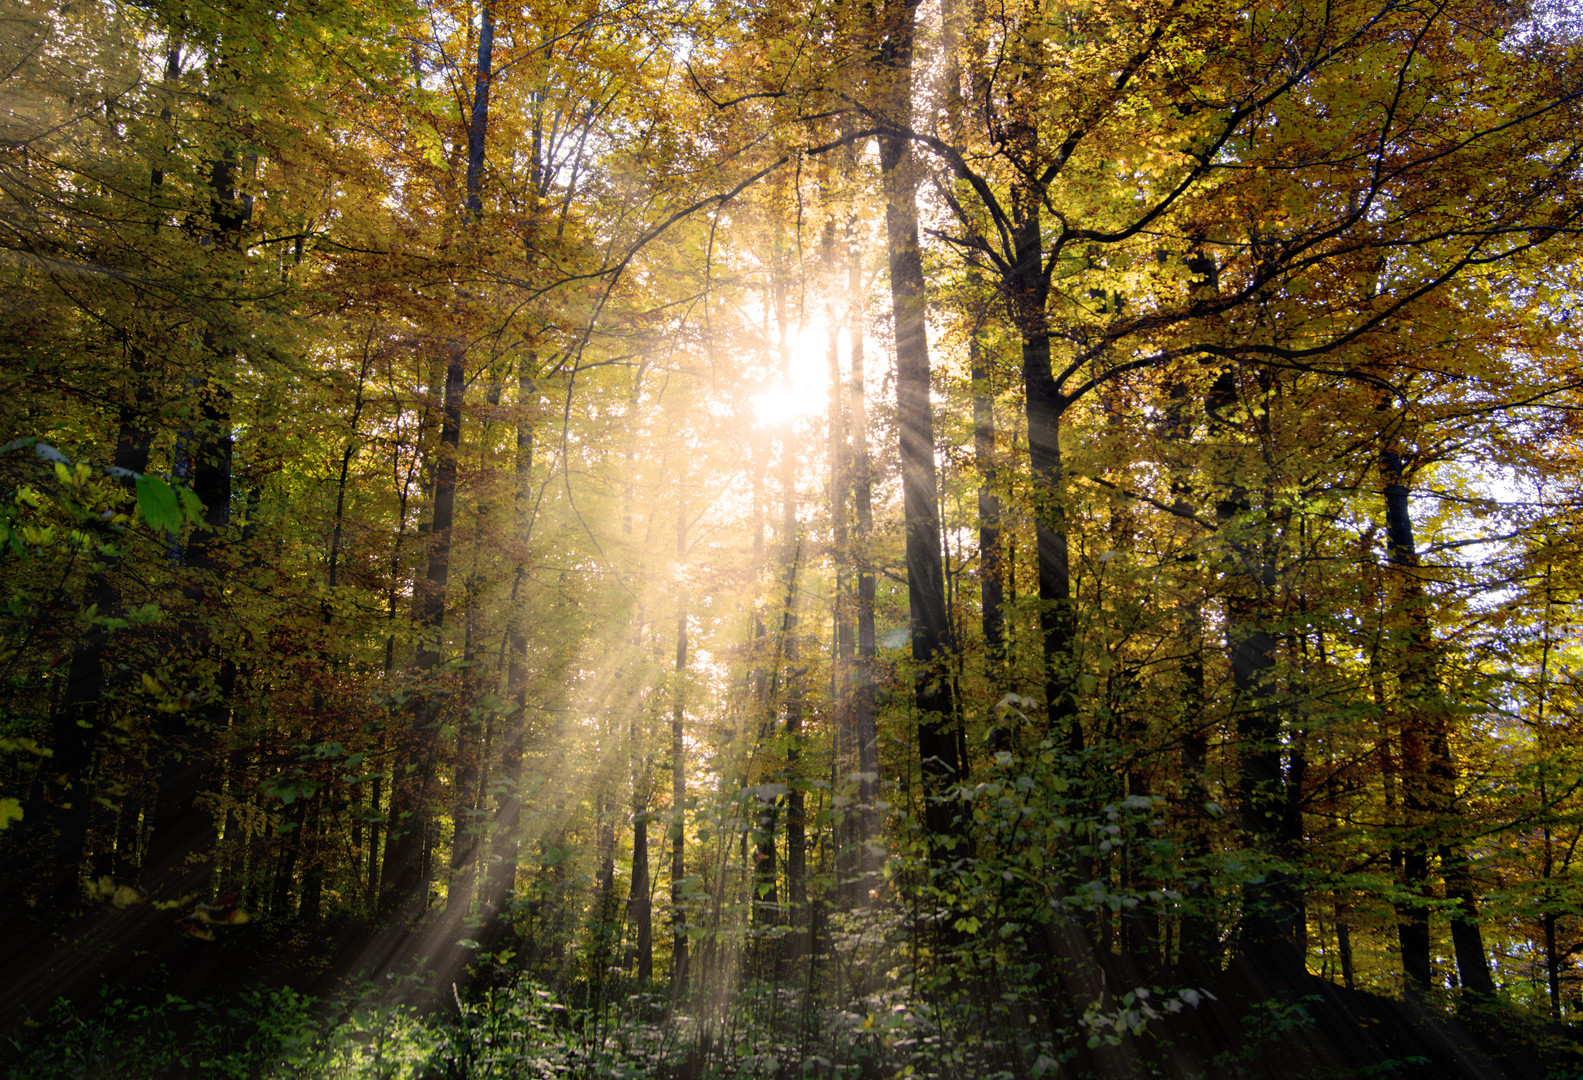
1012, 225, 1078, 752
1380, 444, 1495, 997
382, 347, 459, 918
31, 389, 154, 914
1204, 367, 1301, 982
478, 355, 535, 952
390, 9, 492, 923
1164, 379, 1217, 975
878, 0, 961, 856
145, 137, 249, 912
630, 784, 652, 981
414, 354, 464, 673
939, 0, 1004, 698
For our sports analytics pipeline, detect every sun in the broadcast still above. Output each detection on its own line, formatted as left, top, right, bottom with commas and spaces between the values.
751, 321, 833, 428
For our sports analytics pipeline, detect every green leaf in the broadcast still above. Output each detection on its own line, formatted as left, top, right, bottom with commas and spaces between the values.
0, 798, 22, 830
178, 485, 204, 523
135, 475, 183, 533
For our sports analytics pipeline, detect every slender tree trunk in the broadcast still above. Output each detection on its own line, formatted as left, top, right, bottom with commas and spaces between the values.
1012, 221, 1077, 750
783, 540, 807, 959
146, 138, 250, 911
939, 0, 1005, 696
1380, 443, 1495, 996
1205, 367, 1301, 982
825, 216, 859, 902
1164, 378, 1217, 975
848, 212, 881, 893
773, 271, 807, 958
414, 354, 464, 673
390, 5, 491, 921
878, 0, 961, 855
32, 386, 154, 914
971, 321, 1006, 692
670, 502, 690, 995
485, 111, 547, 949
630, 763, 652, 981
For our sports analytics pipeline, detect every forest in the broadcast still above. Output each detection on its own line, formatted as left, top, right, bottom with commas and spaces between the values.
3, 0, 1583, 1074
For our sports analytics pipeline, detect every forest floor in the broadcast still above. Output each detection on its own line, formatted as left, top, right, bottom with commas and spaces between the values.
3, 925, 1581, 1080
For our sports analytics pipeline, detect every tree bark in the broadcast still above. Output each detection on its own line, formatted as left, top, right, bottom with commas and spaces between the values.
971, 323, 1006, 693
848, 211, 881, 894
32, 384, 154, 914
1204, 367, 1302, 982
878, 0, 961, 856
671, 503, 690, 995
145, 138, 250, 913
390, 1, 491, 919
1380, 442, 1495, 997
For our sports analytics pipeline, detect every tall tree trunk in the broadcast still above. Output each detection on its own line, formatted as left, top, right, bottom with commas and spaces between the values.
825, 216, 859, 903
145, 134, 251, 912
389, 3, 491, 919
774, 270, 807, 958
1164, 377, 1217, 976
878, 0, 961, 856
486, 98, 548, 949
670, 502, 690, 995
940, 0, 1004, 695
971, 319, 1006, 693
630, 749, 652, 981
1205, 367, 1300, 981
1380, 442, 1495, 997
782, 539, 807, 959
1012, 215, 1078, 751
448, 374, 505, 918
414, 355, 464, 674
495, 356, 535, 895
32, 381, 155, 914
848, 210, 881, 894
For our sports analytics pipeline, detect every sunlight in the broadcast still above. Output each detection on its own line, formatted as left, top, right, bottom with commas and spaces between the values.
751, 321, 833, 428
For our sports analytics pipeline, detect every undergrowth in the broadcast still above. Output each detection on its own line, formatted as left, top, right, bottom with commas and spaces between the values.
0, 972, 1069, 1080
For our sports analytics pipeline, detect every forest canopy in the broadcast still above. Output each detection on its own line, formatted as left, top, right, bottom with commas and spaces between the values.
2, 0, 1583, 1074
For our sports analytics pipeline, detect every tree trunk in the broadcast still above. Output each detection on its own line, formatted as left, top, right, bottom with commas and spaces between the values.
670, 504, 690, 995
972, 322, 1006, 693
33, 388, 154, 914
1380, 443, 1495, 996
145, 140, 249, 912
939, 0, 1005, 699
1164, 378, 1217, 976
878, 0, 961, 856
630, 768, 652, 981
1012, 217, 1078, 751
826, 216, 859, 903
848, 211, 881, 894
774, 272, 807, 958
1205, 367, 1301, 982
